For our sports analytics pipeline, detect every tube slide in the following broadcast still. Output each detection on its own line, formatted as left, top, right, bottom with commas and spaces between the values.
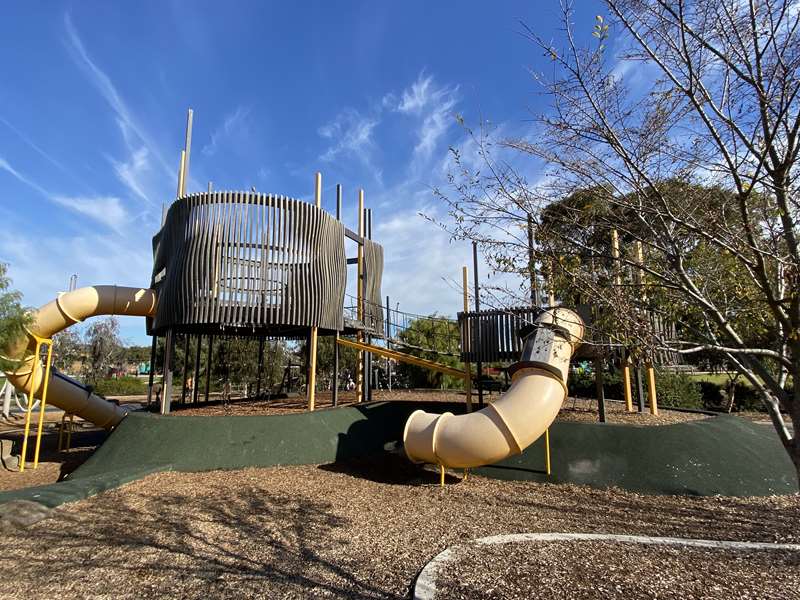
3, 286, 157, 429
403, 308, 584, 469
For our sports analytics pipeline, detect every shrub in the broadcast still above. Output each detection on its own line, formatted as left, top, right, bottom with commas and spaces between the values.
654, 370, 704, 409
92, 376, 148, 397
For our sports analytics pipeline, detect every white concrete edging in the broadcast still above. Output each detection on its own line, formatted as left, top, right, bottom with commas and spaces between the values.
413, 532, 800, 600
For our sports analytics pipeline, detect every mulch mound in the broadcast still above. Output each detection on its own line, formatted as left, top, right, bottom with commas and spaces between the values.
2, 455, 798, 599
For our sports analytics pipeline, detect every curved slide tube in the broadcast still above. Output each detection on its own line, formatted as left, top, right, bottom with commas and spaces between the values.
403, 308, 584, 469
3, 286, 157, 429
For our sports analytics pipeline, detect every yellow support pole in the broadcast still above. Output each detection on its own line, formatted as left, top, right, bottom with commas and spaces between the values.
545, 428, 551, 476
646, 363, 659, 416
307, 172, 323, 411
19, 338, 42, 473
440, 464, 445, 488
356, 189, 365, 403
462, 266, 473, 412
32, 339, 54, 468
612, 229, 634, 412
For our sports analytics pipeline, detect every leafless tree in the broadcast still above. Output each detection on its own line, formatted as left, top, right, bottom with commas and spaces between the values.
435, 0, 800, 476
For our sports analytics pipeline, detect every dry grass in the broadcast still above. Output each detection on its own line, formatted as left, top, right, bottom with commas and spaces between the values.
2, 455, 798, 599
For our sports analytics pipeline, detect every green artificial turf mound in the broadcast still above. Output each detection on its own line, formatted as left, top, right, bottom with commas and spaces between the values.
0, 402, 795, 508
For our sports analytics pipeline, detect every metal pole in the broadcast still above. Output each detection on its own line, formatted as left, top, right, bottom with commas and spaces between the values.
472, 242, 484, 408
385, 294, 392, 391
181, 334, 190, 404
256, 336, 265, 400
307, 172, 323, 411
192, 334, 202, 404
181, 108, 193, 196
161, 328, 175, 414
356, 189, 365, 402
595, 356, 606, 423
462, 266, 473, 411
147, 334, 157, 406
527, 214, 540, 306
333, 183, 342, 407
366, 208, 373, 402
204, 334, 214, 403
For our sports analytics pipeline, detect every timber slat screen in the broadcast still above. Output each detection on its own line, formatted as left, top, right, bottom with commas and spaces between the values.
150, 191, 350, 336
458, 307, 541, 363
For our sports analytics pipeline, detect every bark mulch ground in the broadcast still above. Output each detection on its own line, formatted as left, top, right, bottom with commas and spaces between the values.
437, 539, 800, 599
2, 454, 798, 599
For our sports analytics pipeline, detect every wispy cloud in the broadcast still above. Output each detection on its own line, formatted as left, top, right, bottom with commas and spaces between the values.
318, 108, 381, 182
52, 196, 129, 233
394, 73, 459, 167
64, 12, 173, 206
202, 106, 251, 157
0, 156, 128, 232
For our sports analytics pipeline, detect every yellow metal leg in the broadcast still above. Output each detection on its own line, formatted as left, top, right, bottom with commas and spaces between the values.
463, 468, 469, 482
19, 340, 42, 473
33, 341, 53, 468
545, 428, 551, 476
440, 464, 445, 487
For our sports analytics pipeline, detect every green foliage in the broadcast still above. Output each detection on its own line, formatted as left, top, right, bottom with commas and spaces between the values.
395, 315, 464, 389
92, 376, 147, 396
654, 370, 704, 409
0, 263, 32, 371
81, 317, 123, 385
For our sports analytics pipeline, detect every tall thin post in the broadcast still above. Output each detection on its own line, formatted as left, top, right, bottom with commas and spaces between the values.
176, 150, 186, 199
192, 334, 202, 404
308, 171, 323, 411
181, 334, 190, 404
356, 189, 365, 403
595, 356, 606, 423
256, 336, 265, 400
612, 229, 634, 412
204, 334, 214, 403
462, 266, 473, 412
527, 214, 540, 306
365, 208, 373, 402
181, 108, 193, 196
161, 329, 175, 415
333, 183, 342, 407
472, 242, 484, 408
147, 334, 157, 406
635, 240, 658, 416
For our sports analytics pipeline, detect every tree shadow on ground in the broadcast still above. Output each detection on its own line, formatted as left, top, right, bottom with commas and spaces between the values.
3, 483, 404, 599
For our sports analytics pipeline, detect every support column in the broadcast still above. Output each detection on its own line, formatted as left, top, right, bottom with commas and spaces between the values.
192, 334, 202, 404
256, 336, 265, 400
181, 334, 190, 404
161, 329, 175, 415
622, 351, 634, 412
462, 266, 473, 412
307, 171, 323, 411
146, 334, 157, 406
646, 363, 659, 415
204, 334, 214, 403
332, 183, 342, 407
595, 356, 606, 423
385, 294, 392, 392
356, 189, 365, 403
473, 242, 484, 409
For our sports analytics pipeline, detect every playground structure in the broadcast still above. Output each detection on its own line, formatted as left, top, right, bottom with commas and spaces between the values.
0, 108, 679, 479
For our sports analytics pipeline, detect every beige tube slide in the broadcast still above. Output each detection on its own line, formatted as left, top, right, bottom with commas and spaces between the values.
403, 308, 584, 469
3, 286, 157, 430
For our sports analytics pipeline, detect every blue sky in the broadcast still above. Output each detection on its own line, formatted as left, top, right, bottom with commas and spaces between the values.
0, 2, 603, 345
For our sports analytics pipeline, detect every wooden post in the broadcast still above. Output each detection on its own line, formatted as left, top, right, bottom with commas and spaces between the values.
308, 172, 323, 411
612, 229, 634, 412
472, 242, 484, 408
181, 334, 190, 404
146, 334, 157, 406
595, 356, 606, 423
646, 364, 659, 416
204, 334, 214, 403
356, 189, 365, 403
181, 108, 193, 196
161, 329, 175, 415
462, 266, 473, 412
192, 334, 202, 404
